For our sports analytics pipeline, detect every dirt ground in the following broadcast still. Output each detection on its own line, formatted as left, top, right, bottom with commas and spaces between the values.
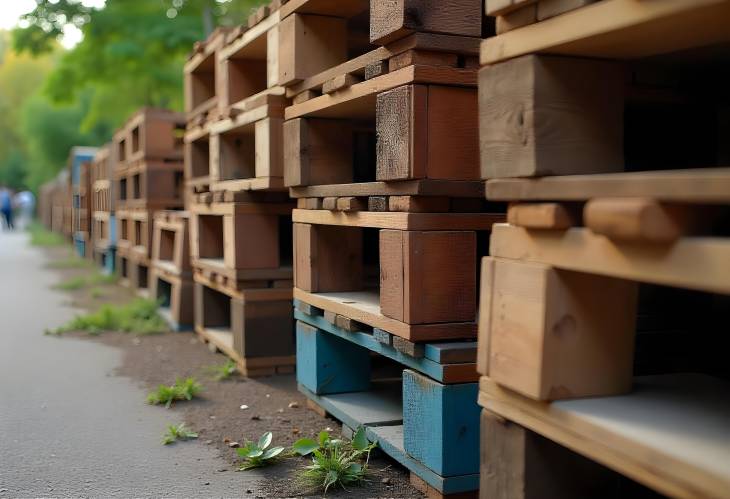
44, 246, 423, 498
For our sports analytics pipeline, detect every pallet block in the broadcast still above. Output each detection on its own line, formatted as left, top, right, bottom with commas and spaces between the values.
184, 122, 212, 193
150, 266, 193, 331
295, 313, 481, 494
479, 256, 637, 401
152, 210, 191, 274
116, 209, 154, 259
117, 248, 150, 292
190, 201, 294, 281
208, 99, 286, 193
184, 27, 231, 123
194, 280, 295, 376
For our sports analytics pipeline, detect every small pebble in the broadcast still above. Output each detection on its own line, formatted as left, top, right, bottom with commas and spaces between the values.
265, 394, 271, 398
209, 415, 216, 419
203, 482, 210, 486
246, 490, 252, 494
228, 442, 240, 448
292, 428, 300, 435
205, 440, 213, 445
288, 401, 300, 409
217, 468, 228, 473
240, 405, 249, 410
276, 408, 284, 413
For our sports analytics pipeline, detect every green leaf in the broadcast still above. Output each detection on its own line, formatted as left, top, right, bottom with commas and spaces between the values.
247, 448, 264, 458
292, 438, 320, 456
352, 427, 369, 451
258, 431, 273, 450
262, 446, 285, 460
318, 430, 329, 447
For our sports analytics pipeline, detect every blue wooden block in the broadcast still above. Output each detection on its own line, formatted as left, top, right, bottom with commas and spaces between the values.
403, 369, 479, 477
103, 248, 116, 275
296, 321, 370, 395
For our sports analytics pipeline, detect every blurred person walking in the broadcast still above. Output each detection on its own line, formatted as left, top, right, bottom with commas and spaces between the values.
0, 186, 14, 231
14, 190, 35, 230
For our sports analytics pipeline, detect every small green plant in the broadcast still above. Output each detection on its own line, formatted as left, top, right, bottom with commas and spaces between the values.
90, 287, 105, 299
162, 423, 198, 445
88, 271, 117, 286
293, 427, 376, 494
28, 223, 66, 247
147, 377, 203, 408
47, 257, 94, 269
237, 432, 285, 470
205, 359, 238, 381
54, 276, 87, 291
48, 298, 167, 335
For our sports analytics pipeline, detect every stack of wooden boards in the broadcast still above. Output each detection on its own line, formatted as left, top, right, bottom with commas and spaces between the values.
113, 108, 186, 295
38, 169, 71, 236
90, 145, 116, 274
477, 1, 730, 497
268, 0, 504, 496
68, 147, 98, 258
183, 17, 296, 376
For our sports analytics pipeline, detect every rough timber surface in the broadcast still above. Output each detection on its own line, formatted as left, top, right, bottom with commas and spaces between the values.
485, 167, 730, 203
289, 179, 484, 199
479, 374, 730, 499
480, 0, 730, 65
489, 223, 730, 294
294, 289, 477, 342
292, 209, 502, 230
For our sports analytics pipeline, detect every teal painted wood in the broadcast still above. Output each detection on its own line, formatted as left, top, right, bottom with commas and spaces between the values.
373, 328, 392, 345
296, 321, 370, 394
403, 369, 480, 477
424, 341, 477, 364
368, 426, 479, 495
73, 234, 86, 258
294, 309, 464, 383
298, 383, 402, 427
299, 385, 478, 494
102, 248, 116, 275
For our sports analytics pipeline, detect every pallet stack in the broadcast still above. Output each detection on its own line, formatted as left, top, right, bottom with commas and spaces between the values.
184, 12, 297, 377
38, 170, 70, 233
276, 1, 505, 496
477, 1, 730, 498
69, 146, 98, 257
90, 145, 116, 273
113, 108, 186, 294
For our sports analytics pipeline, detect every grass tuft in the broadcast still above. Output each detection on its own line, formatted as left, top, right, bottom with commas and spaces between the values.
53, 271, 117, 291
28, 222, 66, 247
47, 298, 168, 335
205, 359, 238, 381
54, 276, 88, 291
46, 257, 94, 269
147, 378, 203, 408
162, 423, 198, 445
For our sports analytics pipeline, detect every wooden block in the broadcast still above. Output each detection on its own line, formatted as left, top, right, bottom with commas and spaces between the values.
486, 0, 535, 16
537, 0, 595, 20
302, 198, 322, 210
380, 230, 476, 324
388, 49, 459, 72
403, 370, 479, 476
507, 203, 576, 229
335, 196, 367, 212
480, 55, 625, 179
225, 213, 279, 269
296, 321, 371, 394
477, 257, 494, 376
496, 4, 537, 34
322, 73, 361, 94
388, 195, 450, 213
480, 409, 619, 499
334, 314, 365, 332
368, 196, 389, 212
292, 89, 319, 105
483, 257, 637, 400
373, 328, 393, 345
364, 61, 388, 80
294, 223, 363, 293
321, 197, 338, 210
296, 198, 307, 209
376, 84, 479, 182
324, 310, 337, 325
294, 300, 320, 317
232, 297, 294, 358
584, 198, 689, 243
306, 398, 328, 418
392, 336, 425, 358
370, 0, 483, 45
409, 474, 478, 499
278, 14, 348, 86
284, 118, 354, 187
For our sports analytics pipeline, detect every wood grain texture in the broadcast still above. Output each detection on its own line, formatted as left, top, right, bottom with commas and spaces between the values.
584, 198, 691, 243
479, 55, 624, 179
292, 208, 502, 230
496, 4, 537, 34
293, 222, 362, 292
283, 118, 354, 187
507, 203, 576, 229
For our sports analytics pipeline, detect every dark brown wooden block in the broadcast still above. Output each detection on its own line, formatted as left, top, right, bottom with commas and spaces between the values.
232, 297, 294, 358
294, 223, 363, 293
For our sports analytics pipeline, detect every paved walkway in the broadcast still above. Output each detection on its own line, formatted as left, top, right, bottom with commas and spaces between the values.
0, 231, 262, 497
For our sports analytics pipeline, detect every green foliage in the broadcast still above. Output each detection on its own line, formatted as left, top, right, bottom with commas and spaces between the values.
28, 222, 66, 247
90, 287, 105, 299
237, 432, 285, 470
162, 423, 199, 445
205, 359, 238, 381
46, 256, 94, 269
54, 276, 87, 291
294, 428, 377, 494
52, 271, 117, 291
48, 298, 167, 335
147, 377, 203, 408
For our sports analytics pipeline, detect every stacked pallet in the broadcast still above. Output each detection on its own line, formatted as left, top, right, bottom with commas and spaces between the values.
69, 146, 98, 257
184, 13, 297, 376
477, 1, 730, 498
38, 170, 70, 233
90, 145, 116, 273
113, 108, 186, 294
277, 1, 502, 496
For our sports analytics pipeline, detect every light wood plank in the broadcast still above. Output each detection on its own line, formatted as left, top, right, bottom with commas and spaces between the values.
292, 209, 503, 230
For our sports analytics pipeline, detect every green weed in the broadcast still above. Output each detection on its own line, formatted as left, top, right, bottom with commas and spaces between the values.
28, 223, 66, 247
53, 271, 117, 291
147, 377, 203, 408
48, 298, 167, 335
90, 287, 105, 299
237, 432, 285, 470
87, 271, 117, 286
54, 276, 87, 290
162, 423, 198, 445
205, 359, 238, 381
293, 427, 376, 494
46, 257, 94, 269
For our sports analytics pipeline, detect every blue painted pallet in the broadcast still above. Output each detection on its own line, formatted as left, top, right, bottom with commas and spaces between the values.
73, 233, 86, 258
293, 304, 477, 384
295, 316, 481, 495
98, 246, 116, 275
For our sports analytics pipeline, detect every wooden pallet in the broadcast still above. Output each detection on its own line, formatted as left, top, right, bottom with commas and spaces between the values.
150, 264, 193, 331
194, 277, 295, 377
277, 0, 483, 90
112, 108, 185, 166
116, 246, 150, 292
478, 374, 730, 499
189, 200, 294, 282
292, 208, 504, 342
114, 160, 185, 211
151, 210, 191, 275
184, 121, 212, 194
184, 27, 232, 126
92, 245, 116, 275
295, 301, 480, 495
92, 211, 115, 251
